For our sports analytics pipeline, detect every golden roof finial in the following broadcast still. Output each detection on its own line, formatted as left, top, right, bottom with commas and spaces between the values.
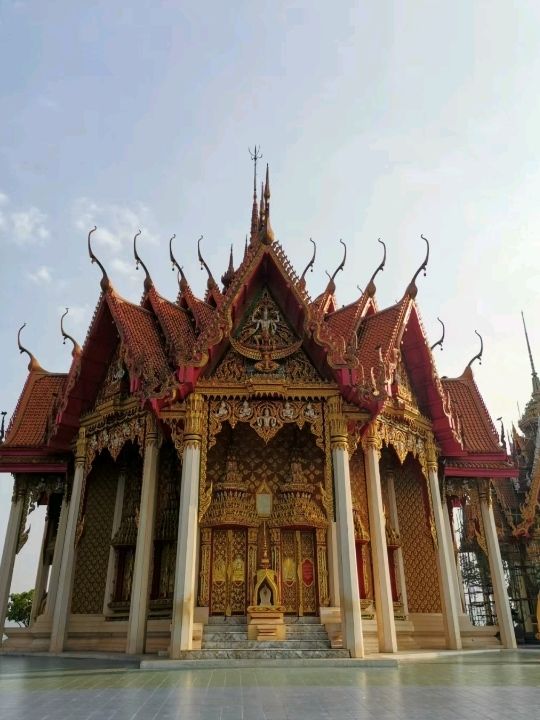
133, 229, 153, 293
87, 226, 111, 292
17, 323, 42, 372
197, 235, 217, 288
521, 311, 540, 393
405, 234, 429, 299
260, 164, 274, 245
221, 244, 235, 289
249, 145, 262, 242
60, 308, 82, 357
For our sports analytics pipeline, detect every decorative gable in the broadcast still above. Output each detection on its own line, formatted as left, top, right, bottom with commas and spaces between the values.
208, 288, 322, 384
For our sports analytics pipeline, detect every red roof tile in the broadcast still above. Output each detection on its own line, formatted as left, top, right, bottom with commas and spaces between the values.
4, 372, 66, 447
442, 368, 502, 455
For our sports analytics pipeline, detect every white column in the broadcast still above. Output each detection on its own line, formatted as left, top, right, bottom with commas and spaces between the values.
30, 515, 50, 625
479, 481, 517, 649
386, 472, 408, 615
0, 480, 26, 635
426, 456, 462, 650
102, 469, 126, 615
49, 429, 87, 653
364, 438, 397, 653
442, 500, 465, 614
170, 393, 204, 657
45, 496, 69, 619
126, 417, 160, 655
327, 522, 340, 607
328, 396, 364, 658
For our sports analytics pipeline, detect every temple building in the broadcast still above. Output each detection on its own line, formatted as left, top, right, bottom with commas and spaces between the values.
0, 166, 521, 659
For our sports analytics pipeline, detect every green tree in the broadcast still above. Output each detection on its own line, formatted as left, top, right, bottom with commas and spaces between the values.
7, 590, 34, 627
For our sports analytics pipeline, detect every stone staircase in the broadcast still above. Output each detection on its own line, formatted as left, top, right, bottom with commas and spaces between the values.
172, 616, 350, 660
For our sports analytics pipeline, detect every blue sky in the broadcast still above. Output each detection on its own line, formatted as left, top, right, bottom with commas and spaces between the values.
2, 1, 540, 591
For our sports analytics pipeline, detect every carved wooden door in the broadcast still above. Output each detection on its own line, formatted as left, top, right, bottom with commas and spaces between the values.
280, 529, 318, 615
210, 528, 247, 615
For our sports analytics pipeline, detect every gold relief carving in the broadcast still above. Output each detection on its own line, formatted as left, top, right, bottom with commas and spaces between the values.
349, 449, 371, 543
198, 528, 212, 606
85, 410, 145, 471
208, 398, 324, 450
75, 427, 87, 465
326, 395, 347, 446
363, 416, 431, 478
184, 392, 205, 438
394, 462, 441, 613
315, 529, 329, 606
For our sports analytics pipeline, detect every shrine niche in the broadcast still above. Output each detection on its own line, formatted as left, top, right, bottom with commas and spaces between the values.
198, 423, 330, 615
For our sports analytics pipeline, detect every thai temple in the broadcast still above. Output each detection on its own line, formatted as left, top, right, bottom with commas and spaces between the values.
0, 162, 531, 659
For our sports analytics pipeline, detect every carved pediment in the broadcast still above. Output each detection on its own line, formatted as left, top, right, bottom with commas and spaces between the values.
209, 288, 322, 384
94, 345, 129, 407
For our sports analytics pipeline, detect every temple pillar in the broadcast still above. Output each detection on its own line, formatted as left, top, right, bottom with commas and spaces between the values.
479, 480, 517, 649
30, 514, 51, 625
327, 522, 340, 607
328, 396, 364, 658
0, 479, 26, 635
170, 393, 204, 657
45, 496, 69, 619
364, 429, 397, 653
49, 429, 87, 653
126, 416, 160, 655
426, 445, 462, 650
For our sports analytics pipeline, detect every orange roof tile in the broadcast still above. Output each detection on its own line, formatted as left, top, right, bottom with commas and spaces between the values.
107, 293, 170, 385
355, 301, 406, 372
442, 368, 502, 455
4, 372, 66, 447
148, 288, 196, 363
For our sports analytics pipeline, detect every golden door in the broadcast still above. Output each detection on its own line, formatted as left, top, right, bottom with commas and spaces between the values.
280, 529, 318, 615
210, 528, 247, 615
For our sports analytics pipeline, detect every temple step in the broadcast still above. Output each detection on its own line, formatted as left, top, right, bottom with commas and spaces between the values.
197, 617, 348, 659
173, 648, 351, 660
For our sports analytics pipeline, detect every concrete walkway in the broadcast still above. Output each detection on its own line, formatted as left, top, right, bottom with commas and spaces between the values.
0, 650, 538, 719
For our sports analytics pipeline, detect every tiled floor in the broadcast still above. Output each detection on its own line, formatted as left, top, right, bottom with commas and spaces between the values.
0, 651, 538, 719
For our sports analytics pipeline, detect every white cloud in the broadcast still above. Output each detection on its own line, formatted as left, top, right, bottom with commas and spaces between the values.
73, 197, 159, 254
0, 194, 50, 246
27, 266, 52, 284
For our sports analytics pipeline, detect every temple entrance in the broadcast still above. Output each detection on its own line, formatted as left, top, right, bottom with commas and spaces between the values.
279, 529, 318, 615
210, 527, 247, 615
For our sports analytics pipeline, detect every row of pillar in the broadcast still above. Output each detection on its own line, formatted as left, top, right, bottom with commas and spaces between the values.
0, 395, 517, 656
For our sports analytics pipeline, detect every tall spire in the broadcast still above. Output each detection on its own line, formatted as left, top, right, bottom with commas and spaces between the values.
221, 245, 235, 290
260, 164, 274, 245
249, 145, 262, 243
521, 311, 540, 393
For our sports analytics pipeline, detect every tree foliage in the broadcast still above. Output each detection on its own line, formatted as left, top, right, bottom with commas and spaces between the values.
7, 590, 34, 627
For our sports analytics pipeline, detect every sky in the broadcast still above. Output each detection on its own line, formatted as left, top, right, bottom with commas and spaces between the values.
1, 1, 540, 592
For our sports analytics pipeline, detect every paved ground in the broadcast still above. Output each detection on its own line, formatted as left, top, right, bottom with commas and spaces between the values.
0, 650, 538, 720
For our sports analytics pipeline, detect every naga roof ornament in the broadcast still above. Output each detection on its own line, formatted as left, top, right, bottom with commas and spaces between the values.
324, 239, 347, 293
60, 308, 82, 357
430, 317, 445, 352
133, 229, 153, 293
87, 226, 111, 292
365, 238, 386, 297
197, 235, 217, 289
466, 330, 484, 369
405, 234, 429, 299
17, 323, 42, 372
300, 238, 317, 284
169, 233, 188, 289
